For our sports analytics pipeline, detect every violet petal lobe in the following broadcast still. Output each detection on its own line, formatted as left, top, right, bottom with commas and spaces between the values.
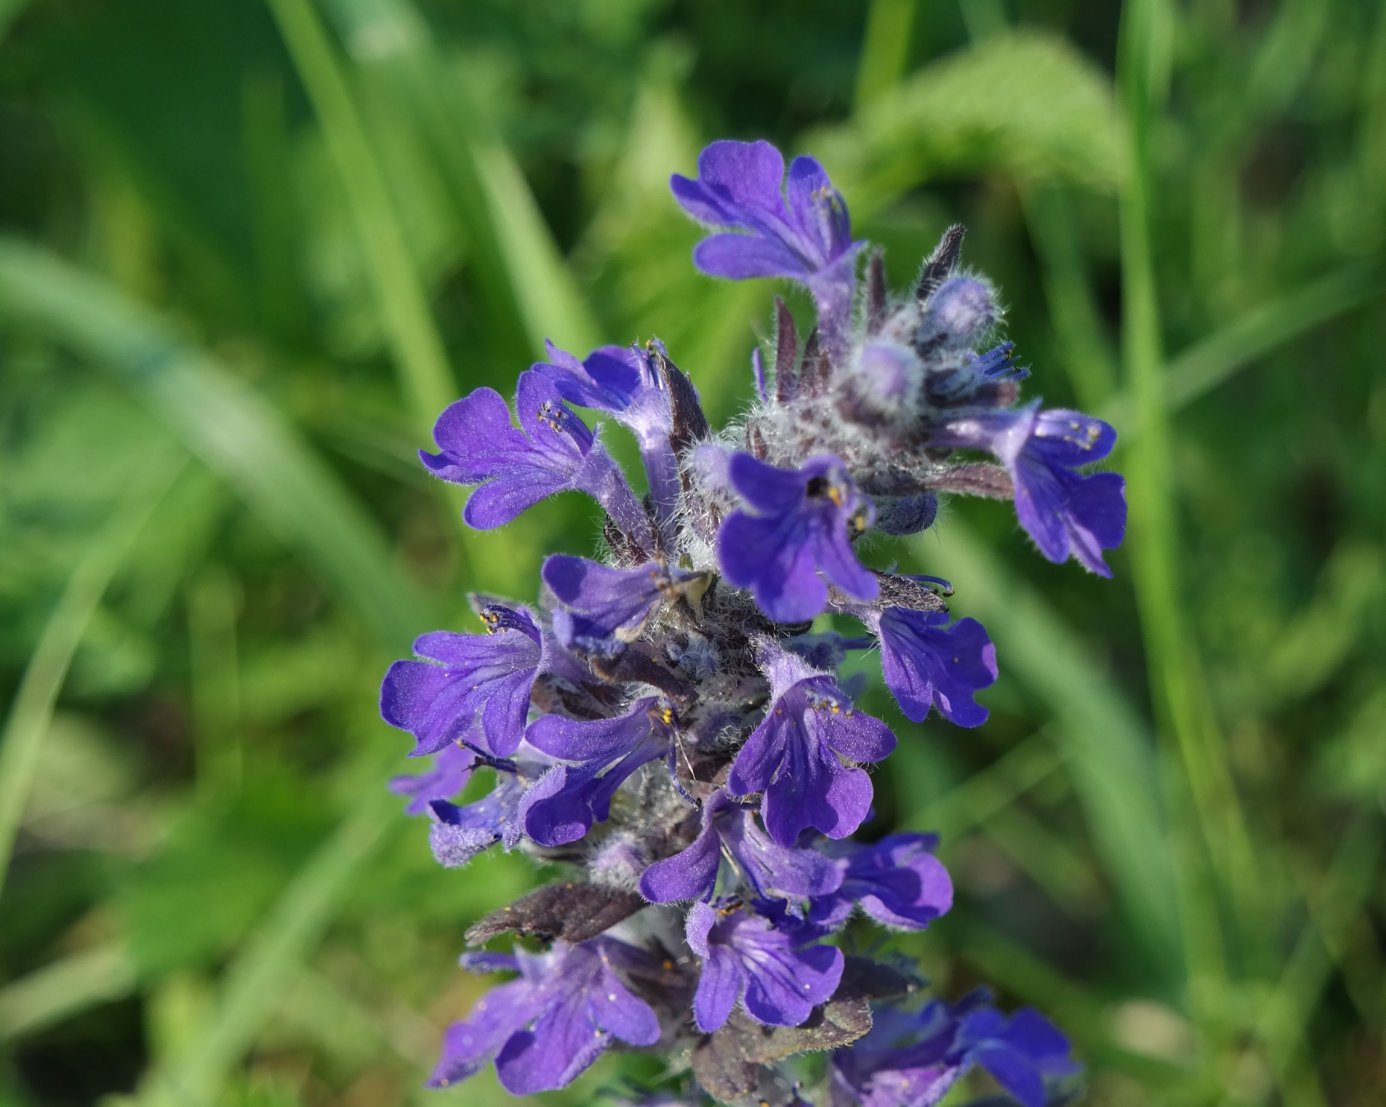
640, 790, 842, 903
379, 606, 541, 757
480, 941, 660, 1096
688, 900, 844, 1031
521, 700, 674, 846
388, 741, 475, 815
672, 140, 862, 344
639, 801, 723, 904
533, 341, 645, 415
422, 372, 597, 530
693, 945, 744, 1034
876, 608, 997, 728
542, 556, 699, 652
933, 405, 1126, 576
426, 764, 527, 868
817, 833, 954, 931
1012, 410, 1126, 576
719, 454, 877, 623
428, 970, 535, 1088
728, 676, 895, 846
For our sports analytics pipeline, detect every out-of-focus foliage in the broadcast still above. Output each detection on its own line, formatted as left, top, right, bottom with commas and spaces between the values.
1, 0, 1382, 1105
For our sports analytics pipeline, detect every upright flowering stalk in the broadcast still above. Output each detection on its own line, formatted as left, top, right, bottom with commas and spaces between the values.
381, 138, 1125, 1106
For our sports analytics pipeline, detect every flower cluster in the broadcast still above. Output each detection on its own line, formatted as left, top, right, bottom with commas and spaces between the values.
382, 139, 1124, 1105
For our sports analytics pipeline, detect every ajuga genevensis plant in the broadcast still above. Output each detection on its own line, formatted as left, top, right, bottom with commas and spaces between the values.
380, 140, 1125, 1107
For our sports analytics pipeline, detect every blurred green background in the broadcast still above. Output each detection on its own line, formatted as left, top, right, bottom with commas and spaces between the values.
2, 0, 1383, 1104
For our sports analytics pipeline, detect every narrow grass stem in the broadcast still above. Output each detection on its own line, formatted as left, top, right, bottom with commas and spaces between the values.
854, 0, 917, 112
264, 0, 456, 433
1118, 0, 1253, 1048
0, 457, 184, 899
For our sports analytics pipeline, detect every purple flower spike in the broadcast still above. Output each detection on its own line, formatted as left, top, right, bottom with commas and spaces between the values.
672, 139, 863, 348
873, 608, 997, 728
380, 604, 542, 757
389, 742, 476, 814
543, 555, 702, 656
430, 941, 660, 1095
640, 790, 842, 904
686, 899, 844, 1032
728, 648, 896, 846
522, 698, 677, 846
934, 405, 1126, 576
719, 454, 878, 623
812, 833, 954, 931
421, 370, 652, 546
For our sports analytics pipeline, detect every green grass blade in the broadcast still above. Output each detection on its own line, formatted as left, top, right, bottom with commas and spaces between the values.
912, 524, 1182, 979
0, 237, 428, 647
317, 0, 601, 355
1119, 0, 1254, 1040
820, 30, 1129, 217
264, 0, 457, 431
1021, 184, 1119, 409
141, 782, 400, 1106
1246, 813, 1383, 1106
854, 0, 916, 111
0, 944, 138, 1040
1163, 262, 1384, 411
0, 456, 183, 899
1100, 260, 1386, 431
0, 0, 28, 41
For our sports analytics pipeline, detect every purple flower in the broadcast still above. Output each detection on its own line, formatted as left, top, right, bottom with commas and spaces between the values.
421, 370, 652, 545
872, 608, 997, 728
429, 941, 660, 1095
810, 834, 953, 931
933, 406, 1126, 576
533, 341, 654, 417
532, 342, 681, 517
427, 762, 528, 867
828, 995, 1078, 1107
728, 647, 895, 847
543, 555, 702, 657
639, 790, 842, 904
380, 137, 1114, 1103
956, 1004, 1080, 1107
522, 697, 678, 846
672, 139, 863, 348
380, 604, 542, 757
719, 454, 878, 623
686, 899, 844, 1032
389, 742, 476, 815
